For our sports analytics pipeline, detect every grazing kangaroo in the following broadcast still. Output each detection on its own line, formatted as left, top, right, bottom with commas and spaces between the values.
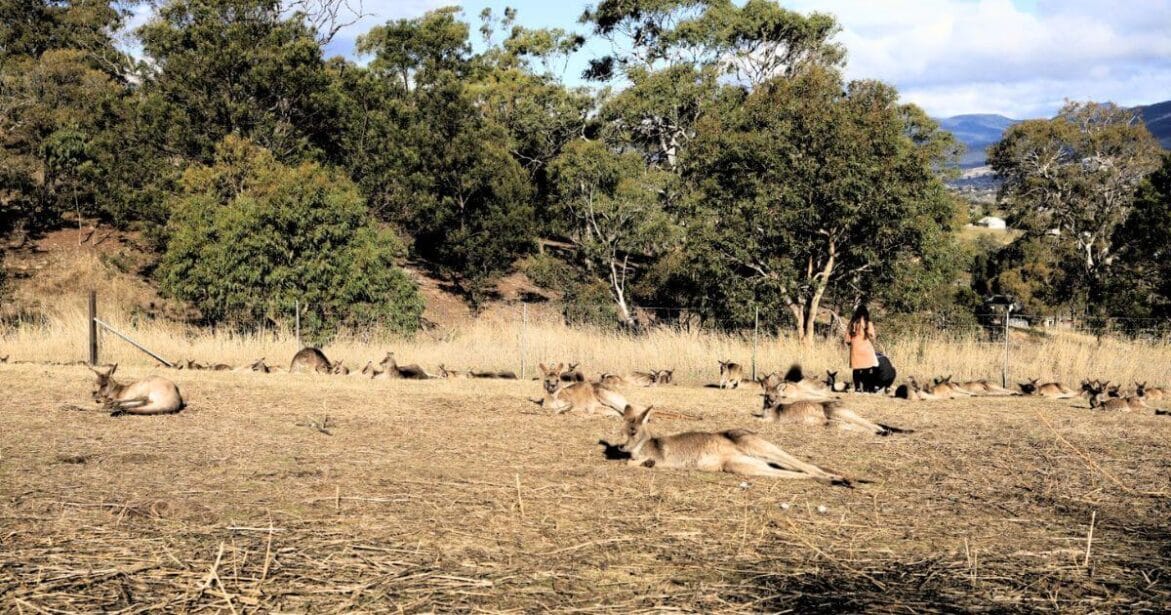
89, 364, 185, 416
760, 378, 910, 436
1018, 378, 1077, 399
718, 360, 745, 389
1136, 382, 1167, 401
534, 363, 628, 415
616, 406, 852, 485
290, 347, 332, 374
373, 352, 430, 379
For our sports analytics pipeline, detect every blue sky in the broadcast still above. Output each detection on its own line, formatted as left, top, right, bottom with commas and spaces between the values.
130, 0, 1171, 119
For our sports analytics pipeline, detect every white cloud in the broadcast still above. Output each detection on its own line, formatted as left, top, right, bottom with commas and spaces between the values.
788, 0, 1171, 117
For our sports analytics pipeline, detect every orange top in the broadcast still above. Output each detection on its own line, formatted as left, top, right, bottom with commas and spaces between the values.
845, 321, 878, 369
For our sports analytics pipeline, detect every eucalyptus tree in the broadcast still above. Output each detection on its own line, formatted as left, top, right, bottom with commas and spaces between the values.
989, 101, 1163, 310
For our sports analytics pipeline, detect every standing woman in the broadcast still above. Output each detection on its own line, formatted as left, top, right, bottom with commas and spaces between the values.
845, 304, 879, 393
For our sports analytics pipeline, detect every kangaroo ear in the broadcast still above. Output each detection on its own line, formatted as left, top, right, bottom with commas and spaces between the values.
622, 404, 639, 419
538, 363, 548, 372
554, 363, 564, 372
109, 363, 118, 375
639, 406, 655, 425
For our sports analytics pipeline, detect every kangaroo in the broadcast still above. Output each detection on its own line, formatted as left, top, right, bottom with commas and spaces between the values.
1136, 381, 1167, 401
234, 357, 270, 373
89, 364, 185, 416
626, 371, 658, 387
616, 405, 851, 485
1087, 383, 1153, 412
373, 352, 430, 379
955, 379, 1019, 396
782, 364, 831, 396
655, 369, 674, 385
331, 360, 350, 376
290, 347, 332, 374
760, 378, 910, 436
596, 372, 629, 387
533, 363, 628, 415
718, 360, 745, 389
559, 363, 586, 383
1018, 378, 1076, 399
438, 364, 473, 378
825, 371, 849, 393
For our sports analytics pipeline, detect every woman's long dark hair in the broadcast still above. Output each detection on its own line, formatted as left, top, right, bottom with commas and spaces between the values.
848, 304, 871, 339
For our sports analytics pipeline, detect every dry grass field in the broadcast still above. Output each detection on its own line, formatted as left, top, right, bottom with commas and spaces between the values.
2, 362, 1170, 613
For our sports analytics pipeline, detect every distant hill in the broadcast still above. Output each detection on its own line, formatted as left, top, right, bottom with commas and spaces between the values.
936, 114, 1020, 168
1135, 100, 1171, 148
938, 102, 1171, 169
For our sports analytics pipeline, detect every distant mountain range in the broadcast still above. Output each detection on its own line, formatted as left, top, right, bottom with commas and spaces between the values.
937, 100, 1171, 169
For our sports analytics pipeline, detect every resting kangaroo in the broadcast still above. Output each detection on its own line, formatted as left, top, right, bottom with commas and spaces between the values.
1088, 382, 1154, 412
89, 364, 185, 416
760, 378, 910, 436
234, 357, 270, 373
373, 352, 430, 379
616, 406, 851, 485
1136, 381, 1167, 401
290, 347, 332, 374
718, 360, 745, 389
534, 363, 628, 415
1018, 378, 1077, 399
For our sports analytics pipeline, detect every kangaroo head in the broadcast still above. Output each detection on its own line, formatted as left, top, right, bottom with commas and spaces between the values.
719, 360, 729, 372
825, 370, 837, 385
657, 369, 674, 384
540, 363, 565, 393
1135, 381, 1147, 395
89, 363, 118, 401
0, 355, 8, 363
618, 405, 654, 452
1018, 380, 1037, 395
759, 375, 785, 409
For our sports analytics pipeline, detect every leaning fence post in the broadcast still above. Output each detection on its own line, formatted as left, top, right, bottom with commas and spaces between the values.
752, 305, 759, 381
521, 303, 528, 380
88, 290, 98, 365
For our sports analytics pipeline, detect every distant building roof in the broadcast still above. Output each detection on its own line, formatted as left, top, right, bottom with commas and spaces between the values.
976, 216, 1007, 229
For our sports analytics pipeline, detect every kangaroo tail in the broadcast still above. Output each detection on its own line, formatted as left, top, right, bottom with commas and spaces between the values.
828, 406, 897, 436
1156, 408, 1170, 416
876, 422, 914, 436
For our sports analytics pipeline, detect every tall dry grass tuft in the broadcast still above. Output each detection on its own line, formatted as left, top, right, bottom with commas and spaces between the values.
3, 306, 1170, 388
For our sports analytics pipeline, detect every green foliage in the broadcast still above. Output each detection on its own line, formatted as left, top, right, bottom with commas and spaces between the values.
519, 254, 578, 294
136, 0, 340, 164
549, 139, 680, 324
1102, 154, 1171, 325
681, 67, 959, 340
157, 136, 423, 339
0, 0, 136, 234
989, 101, 1163, 311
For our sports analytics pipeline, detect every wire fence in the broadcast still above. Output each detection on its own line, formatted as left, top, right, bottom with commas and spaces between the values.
6, 295, 1171, 387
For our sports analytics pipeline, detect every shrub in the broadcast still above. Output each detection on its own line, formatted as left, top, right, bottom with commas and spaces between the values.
157, 136, 423, 341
